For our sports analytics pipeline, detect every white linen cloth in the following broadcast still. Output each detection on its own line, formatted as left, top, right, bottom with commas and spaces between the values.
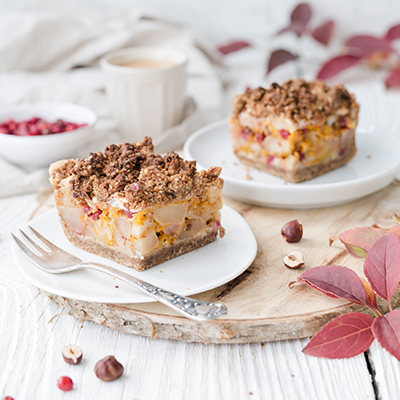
0, 5, 226, 198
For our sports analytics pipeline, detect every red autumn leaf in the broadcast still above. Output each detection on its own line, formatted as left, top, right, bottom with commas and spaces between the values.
311, 20, 335, 46
278, 2, 312, 37
316, 54, 362, 80
364, 233, 400, 302
217, 41, 251, 55
344, 35, 394, 55
267, 49, 298, 74
385, 23, 400, 41
385, 67, 400, 89
303, 312, 374, 359
330, 226, 387, 258
372, 310, 400, 361
298, 265, 377, 309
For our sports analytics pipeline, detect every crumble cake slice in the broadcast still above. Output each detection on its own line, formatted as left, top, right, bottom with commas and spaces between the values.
228, 79, 359, 183
49, 138, 225, 271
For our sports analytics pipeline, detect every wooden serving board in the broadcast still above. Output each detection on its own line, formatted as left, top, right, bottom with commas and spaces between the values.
34, 181, 400, 344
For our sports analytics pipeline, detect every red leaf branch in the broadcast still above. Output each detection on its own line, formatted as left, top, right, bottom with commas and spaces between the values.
300, 220, 400, 362
303, 313, 374, 359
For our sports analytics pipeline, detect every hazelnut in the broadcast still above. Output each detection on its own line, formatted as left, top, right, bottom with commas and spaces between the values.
94, 355, 124, 382
62, 344, 83, 365
281, 220, 303, 243
283, 251, 304, 269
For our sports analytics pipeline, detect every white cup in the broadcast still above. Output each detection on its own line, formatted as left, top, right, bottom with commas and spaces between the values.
101, 47, 187, 143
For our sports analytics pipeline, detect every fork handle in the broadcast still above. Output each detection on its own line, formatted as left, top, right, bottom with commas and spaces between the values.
79, 262, 227, 322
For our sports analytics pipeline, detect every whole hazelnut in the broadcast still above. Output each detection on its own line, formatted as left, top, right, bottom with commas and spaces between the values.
94, 355, 124, 382
281, 220, 303, 243
283, 251, 304, 269
62, 344, 83, 365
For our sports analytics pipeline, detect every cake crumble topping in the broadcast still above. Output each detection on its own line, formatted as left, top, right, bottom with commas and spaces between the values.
232, 78, 359, 125
50, 137, 223, 209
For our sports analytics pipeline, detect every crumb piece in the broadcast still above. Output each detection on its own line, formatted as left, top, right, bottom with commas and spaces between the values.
367, 155, 371, 159
246, 173, 252, 180
115, 285, 119, 288
244, 166, 249, 171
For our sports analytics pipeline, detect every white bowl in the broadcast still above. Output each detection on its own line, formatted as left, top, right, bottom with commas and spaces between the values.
0, 103, 97, 169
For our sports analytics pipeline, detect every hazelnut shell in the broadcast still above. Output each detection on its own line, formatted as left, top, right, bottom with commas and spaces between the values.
283, 251, 304, 269
62, 344, 83, 365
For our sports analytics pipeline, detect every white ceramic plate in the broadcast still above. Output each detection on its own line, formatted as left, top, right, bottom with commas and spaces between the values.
12, 206, 257, 304
184, 120, 400, 209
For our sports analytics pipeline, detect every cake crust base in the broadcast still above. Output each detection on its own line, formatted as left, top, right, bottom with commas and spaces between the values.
235, 138, 357, 183
60, 219, 218, 271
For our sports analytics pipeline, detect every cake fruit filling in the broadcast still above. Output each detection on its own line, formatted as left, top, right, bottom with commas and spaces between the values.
230, 112, 357, 171
54, 187, 224, 259
49, 138, 225, 271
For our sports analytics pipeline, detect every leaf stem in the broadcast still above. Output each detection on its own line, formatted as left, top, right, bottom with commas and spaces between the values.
388, 301, 393, 312
369, 307, 380, 318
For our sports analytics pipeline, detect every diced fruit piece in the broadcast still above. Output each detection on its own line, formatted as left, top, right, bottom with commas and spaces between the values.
153, 203, 188, 226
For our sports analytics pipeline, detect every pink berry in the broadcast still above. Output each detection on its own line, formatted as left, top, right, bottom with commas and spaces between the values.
125, 210, 134, 219
256, 132, 265, 145
280, 129, 290, 139
57, 376, 73, 391
3, 396, 14, 400
89, 210, 102, 221
240, 128, 252, 140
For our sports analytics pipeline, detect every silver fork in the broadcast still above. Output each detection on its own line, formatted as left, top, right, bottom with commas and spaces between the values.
11, 226, 227, 322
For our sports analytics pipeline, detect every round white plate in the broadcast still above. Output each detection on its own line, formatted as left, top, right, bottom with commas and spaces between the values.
12, 206, 256, 304
184, 120, 400, 209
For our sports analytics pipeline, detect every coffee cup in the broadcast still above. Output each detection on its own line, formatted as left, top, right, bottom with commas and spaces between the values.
101, 47, 187, 143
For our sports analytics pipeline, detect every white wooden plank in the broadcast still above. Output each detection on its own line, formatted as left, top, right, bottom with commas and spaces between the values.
367, 340, 400, 400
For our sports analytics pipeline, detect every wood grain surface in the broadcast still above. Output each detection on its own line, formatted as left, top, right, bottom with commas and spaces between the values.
34, 180, 400, 343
